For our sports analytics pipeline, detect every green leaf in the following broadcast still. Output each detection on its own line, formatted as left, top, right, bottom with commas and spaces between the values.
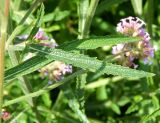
6, 25, 25, 49
152, 96, 160, 109
19, 0, 44, 25
125, 103, 139, 114
4, 56, 52, 81
6, 0, 44, 47
9, 108, 29, 123
41, 93, 52, 108
5, 42, 154, 82
111, 103, 121, 115
96, 0, 127, 14
7, 3, 45, 107
140, 108, 160, 123
59, 36, 141, 51
9, 36, 141, 51
27, 3, 45, 40
29, 44, 154, 78
131, 0, 142, 15
43, 8, 70, 22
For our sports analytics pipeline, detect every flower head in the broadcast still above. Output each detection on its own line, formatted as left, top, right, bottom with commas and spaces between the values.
117, 16, 146, 37
34, 28, 48, 40
20, 28, 73, 81
39, 61, 72, 81
112, 16, 154, 68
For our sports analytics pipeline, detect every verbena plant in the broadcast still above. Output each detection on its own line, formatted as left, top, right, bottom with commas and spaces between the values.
0, 0, 159, 123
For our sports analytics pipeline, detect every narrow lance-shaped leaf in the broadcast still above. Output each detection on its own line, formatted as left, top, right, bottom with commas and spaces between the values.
5, 42, 154, 82
59, 36, 141, 51
95, 0, 128, 14
29, 44, 154, 78
8, 36, 141, 51
6, 3, 45, 106
27, 3, 45, 40
131, 0, 142, 15
4, 56, 52, 81
140, 108, 160, 123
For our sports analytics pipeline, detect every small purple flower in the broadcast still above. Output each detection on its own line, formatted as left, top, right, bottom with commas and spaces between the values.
112, 16, 154, 68
61, 64, 73, 74
112, 44, 125, 54
117, 16, 146, 37
17, 28, 48, 41
52, 61, 72, 81
34, 28, 48, 40
19, 28, 73, 80
39, 59, 73, 81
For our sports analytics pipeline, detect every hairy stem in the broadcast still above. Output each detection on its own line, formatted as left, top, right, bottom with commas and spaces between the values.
76, 0, 99, 121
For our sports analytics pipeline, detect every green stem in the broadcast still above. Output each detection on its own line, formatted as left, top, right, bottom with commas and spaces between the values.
8, 45, 34, 105
8, 50, 42, 122
0, 0, 9, 122
82, 0, 100, 38
76, 0, 99, 120
146, 76, 155, 91
78, 0, 89, 39
3, 70, 85, 107
147, 0, 153, 36
13, 0, 22, 11
76, 73, 87, 112
38, 106, 78, 123
76, 0, 89, 115
9, 108, 29, 123
146, 0, 154, 91
0, 33, 6, 122
52, 91, 64, 110
7, 3, 44, 121
61, 84, 89, 123
5, 0, 44, 49
5, 25, 24, 49
19, 0, 44, 25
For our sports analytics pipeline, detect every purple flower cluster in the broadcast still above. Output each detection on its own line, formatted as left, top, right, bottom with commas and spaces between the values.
112, 16, 154, 68
39, 61, 72, 81
22, 28, 73, 81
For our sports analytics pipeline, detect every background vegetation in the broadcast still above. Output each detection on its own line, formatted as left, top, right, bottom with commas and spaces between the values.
1, 0, 160, 123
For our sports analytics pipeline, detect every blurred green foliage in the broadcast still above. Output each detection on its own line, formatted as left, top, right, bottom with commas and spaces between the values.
2, 0, 160, 123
